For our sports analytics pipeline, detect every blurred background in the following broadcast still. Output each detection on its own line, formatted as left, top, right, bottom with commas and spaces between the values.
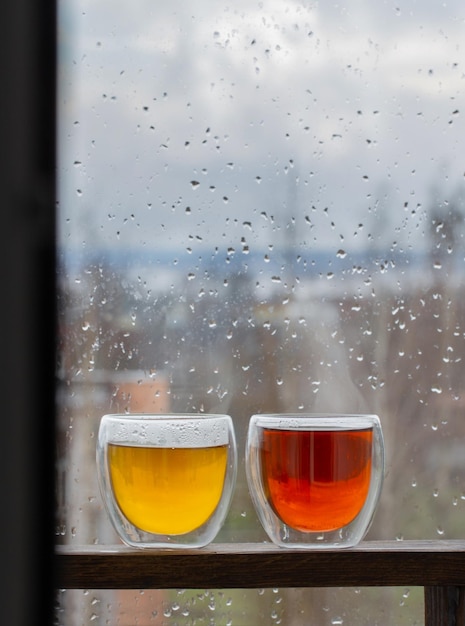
55, 1, 465, 623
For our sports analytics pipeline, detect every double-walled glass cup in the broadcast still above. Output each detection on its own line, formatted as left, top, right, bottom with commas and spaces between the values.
246, 414, 384, 549
97, 413, 237, 548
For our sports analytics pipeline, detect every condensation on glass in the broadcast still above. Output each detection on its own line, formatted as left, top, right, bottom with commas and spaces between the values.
56, 0, 465, 623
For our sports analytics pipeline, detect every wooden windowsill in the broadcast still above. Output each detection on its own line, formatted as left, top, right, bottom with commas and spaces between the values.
55, 540, 465, 590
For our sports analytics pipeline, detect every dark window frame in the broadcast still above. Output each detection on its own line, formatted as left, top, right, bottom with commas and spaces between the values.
2, 0, 56, 623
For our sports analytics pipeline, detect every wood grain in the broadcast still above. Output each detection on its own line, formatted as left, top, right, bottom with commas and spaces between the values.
55, 540, 465, 590
424, 586, 465, 626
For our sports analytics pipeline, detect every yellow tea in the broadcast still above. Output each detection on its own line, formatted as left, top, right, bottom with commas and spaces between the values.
108, 443, 228, 535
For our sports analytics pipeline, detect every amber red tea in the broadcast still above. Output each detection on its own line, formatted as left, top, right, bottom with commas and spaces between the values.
258, 427, 373, 532
246, 414, 384, 548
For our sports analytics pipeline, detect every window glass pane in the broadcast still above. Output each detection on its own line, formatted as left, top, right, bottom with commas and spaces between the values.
56, 0, 465, 622
57, 587, 424, 625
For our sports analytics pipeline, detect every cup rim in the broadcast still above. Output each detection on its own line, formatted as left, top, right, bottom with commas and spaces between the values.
249, 413, 380, 430
100, 413, 234, 447
251, 413, 379, 418
101, 412, 232, 420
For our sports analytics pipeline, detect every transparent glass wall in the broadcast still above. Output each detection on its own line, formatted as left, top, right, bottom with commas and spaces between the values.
56, 0, 465, 623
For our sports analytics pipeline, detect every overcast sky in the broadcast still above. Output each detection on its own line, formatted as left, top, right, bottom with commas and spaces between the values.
57, 0, 465, 261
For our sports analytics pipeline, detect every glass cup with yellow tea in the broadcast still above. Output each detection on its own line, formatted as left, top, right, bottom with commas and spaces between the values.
97, 413, 237, 548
